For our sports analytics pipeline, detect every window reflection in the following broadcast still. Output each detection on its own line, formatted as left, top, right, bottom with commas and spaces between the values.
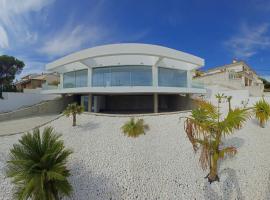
158, 67, 187, 87
92, 66, 152, 87
63, 69, 88, 88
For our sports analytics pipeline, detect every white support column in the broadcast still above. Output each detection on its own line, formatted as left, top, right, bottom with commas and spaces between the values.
152, 57, 163, 87
88, 94, 92, 112
154, 93, 158, 113
88, 68, 92, 87
80, 96, 84, 107
152, 65, 158, 87
60, 74, 63, 88
187, 70, 191, 88
93, 96, 98, 113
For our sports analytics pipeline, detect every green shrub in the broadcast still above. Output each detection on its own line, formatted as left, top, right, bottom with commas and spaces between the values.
121, 118, 149, 138
253, 98, 270, 128
6, 127, 73, 200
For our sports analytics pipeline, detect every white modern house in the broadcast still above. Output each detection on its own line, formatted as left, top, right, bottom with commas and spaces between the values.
42, 43, 206, 113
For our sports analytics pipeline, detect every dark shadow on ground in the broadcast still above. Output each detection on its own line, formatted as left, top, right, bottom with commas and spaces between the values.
217, 137, 245, 173
222, 137, 245, 149
67, 161, 122, 200
76, 121, 100, 132
203, 168, 243, 200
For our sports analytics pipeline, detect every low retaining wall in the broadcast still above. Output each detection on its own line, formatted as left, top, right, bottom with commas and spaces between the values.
0, 96, 74, 122
0, 92, 60, 113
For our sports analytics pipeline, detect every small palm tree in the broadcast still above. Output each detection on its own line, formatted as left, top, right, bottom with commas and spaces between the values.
63, 103, 84, 126
183, 95, 250, 183
121, 118, 149, 138
226, 96, 232, 111
6, 127, 73, 200
253, 98, 270, 128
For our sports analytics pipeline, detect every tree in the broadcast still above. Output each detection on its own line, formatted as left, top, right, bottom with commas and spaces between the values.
0, 55, 24, 98
253, 98, 270, 128
6, 127, 73, 200
121, 118, 149, 138
63, 103, 84, 126
0, 55, 24, 86
183, 95, 250, 183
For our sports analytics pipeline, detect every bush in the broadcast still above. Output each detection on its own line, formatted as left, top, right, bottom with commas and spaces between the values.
6, 127, 73, 199
121, 118, 149, 138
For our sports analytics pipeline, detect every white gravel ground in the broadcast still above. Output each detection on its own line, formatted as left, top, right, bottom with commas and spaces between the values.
0, 112, 270, 200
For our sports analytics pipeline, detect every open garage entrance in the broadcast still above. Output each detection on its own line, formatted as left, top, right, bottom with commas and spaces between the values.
79, 94, 195, 114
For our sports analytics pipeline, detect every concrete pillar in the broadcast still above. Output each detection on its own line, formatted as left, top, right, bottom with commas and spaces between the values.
152, 57, 162, 87
154, 93, 158, 113
187, 70, 191, 88
60, 74, 63, 88
152, 65, 158, 87
93, 96, 98, 113
88, 94, 92, 112
80, 95, 84, 107
88, 68, 92, 87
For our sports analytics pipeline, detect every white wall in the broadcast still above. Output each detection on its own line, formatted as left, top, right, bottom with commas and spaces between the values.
207, 85, 250, 99
0, 92, 60, 113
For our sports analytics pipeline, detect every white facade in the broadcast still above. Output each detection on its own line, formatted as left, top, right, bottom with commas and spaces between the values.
194, 61, 264, 97
43, 43, 205, 95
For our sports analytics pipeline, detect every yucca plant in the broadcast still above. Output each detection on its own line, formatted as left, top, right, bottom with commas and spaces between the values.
6, 127, 73, 200
121, 118, 149, 138
253, 98, 270, 128
183, 95, 250, 183
63, 102, 84, 126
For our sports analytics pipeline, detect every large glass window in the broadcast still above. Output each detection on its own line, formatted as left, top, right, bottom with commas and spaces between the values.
63, 71, 75, 88
158, 67, 187, 87
63, 69, 88, 88
92, 66, 152, 87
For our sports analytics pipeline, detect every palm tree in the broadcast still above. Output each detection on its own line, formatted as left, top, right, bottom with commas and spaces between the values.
183, 95, 250, 183
6, 127, 73, 200
253, 98, 270, 128
226, 96, 232, 111
121, 118, 149, 138
63, 103, 84, 126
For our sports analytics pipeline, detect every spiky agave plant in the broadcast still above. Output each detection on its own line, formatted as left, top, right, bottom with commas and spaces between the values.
183, 95, 250, 183
6, 127, 73, 200
63, 102, 84, 126
121, 118, 149, 138
253, 98, 270, 128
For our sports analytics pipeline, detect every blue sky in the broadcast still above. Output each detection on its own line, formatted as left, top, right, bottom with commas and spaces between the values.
1, 0, 270, 80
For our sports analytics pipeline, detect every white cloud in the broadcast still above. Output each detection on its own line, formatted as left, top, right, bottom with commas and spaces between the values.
39, 25, 104, 57
225, 23, 270, 58
0, 0, 54, 49
0, 26, 9, 48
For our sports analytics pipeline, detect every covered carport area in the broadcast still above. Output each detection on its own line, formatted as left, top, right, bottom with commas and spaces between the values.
79, 93, 195, 114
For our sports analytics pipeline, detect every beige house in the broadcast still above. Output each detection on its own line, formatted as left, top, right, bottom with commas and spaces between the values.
194, 60, 264, 96
15, 73, 59, 91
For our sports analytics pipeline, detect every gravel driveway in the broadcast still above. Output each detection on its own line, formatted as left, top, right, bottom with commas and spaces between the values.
0, 113, 270, 199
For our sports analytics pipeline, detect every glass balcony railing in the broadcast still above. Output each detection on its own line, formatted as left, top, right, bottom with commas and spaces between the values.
191, 81, 204, 89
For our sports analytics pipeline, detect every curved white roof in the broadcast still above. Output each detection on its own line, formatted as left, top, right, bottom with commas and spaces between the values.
46, 43, 204, 71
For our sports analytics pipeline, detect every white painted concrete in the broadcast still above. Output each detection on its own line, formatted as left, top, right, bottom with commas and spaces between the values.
46, 43, 204, 71
42, 86, 206, 95
0, 92, 59, 113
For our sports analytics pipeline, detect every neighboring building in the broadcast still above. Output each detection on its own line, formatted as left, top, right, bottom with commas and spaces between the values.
42, 43, 206, 113
15, 73, 59, 91
194, 60, 264, 96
